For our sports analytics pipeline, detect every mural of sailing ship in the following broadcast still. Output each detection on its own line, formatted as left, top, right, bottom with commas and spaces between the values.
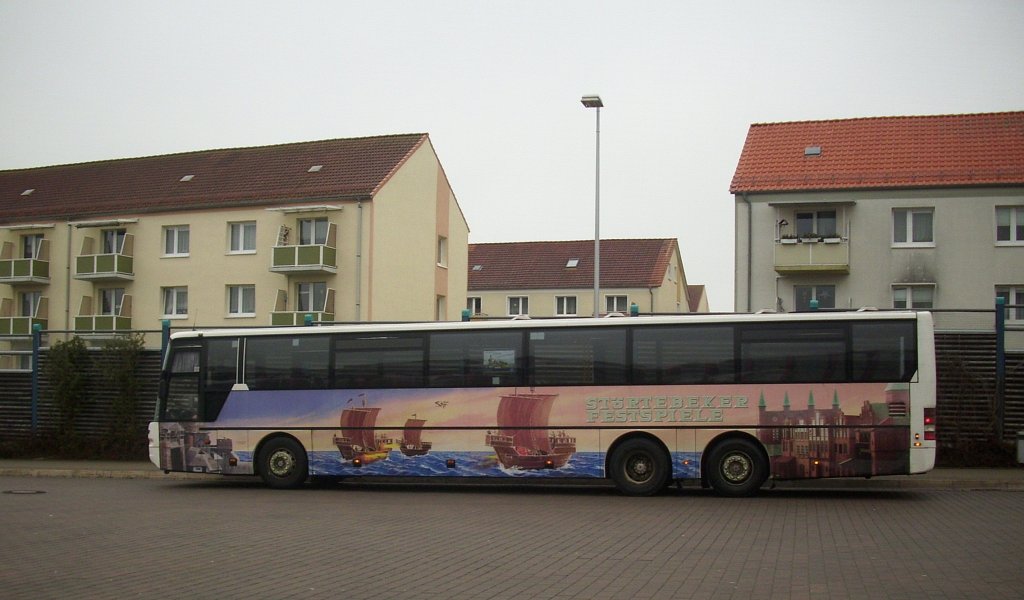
399, 416, 433, 457
485, 392, 576, 469
333, 406, 392, 464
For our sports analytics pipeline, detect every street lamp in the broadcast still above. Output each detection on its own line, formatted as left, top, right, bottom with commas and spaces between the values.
581, 95, 603, 317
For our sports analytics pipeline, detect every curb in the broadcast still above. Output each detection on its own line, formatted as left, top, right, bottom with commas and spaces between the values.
3, 466, 1024, 491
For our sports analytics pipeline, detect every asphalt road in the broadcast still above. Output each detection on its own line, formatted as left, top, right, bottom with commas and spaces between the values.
2, 476, 1022, 599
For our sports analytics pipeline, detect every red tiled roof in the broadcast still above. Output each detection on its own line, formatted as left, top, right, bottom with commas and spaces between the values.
0, 134, 427, 223
468, 239, 677, 291
730, 112, 1024, 193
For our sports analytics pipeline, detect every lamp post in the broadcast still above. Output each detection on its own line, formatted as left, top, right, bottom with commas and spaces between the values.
581, 95, 603, 317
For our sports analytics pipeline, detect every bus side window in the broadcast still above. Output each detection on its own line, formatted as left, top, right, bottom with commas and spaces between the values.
244, 335, 329, 390
334, 335, 425, 389
530, 328, 626, 386
203, 338, 238, 421
632, 325, 735, 384
740, 324, 847, 383
428, 330, 524, 388
163, 347, 200, 421
852, 322, 916, 382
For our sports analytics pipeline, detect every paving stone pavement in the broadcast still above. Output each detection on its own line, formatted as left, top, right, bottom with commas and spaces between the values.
1, 467, 1023, 599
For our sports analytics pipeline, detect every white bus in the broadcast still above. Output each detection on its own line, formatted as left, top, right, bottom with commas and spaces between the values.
149, 311, 936, 496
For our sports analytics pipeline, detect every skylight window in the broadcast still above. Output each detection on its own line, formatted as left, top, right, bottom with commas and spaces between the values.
308, 165, 323, 173
472, 265, 483, 271
804, 146, 822, 156
21, 189, 35, 196
179, 175, 194, 182
566, 259, 580, 268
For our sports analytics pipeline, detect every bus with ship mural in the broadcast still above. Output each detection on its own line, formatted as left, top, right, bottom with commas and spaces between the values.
148, 311, 936, 496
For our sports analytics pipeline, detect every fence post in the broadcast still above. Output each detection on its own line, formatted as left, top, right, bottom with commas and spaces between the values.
161, 319, 171, 363
995, 296, 1006, 442
31, 323, 42, 434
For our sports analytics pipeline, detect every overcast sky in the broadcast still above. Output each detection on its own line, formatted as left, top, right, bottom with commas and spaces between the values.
2, 1, 1022, 310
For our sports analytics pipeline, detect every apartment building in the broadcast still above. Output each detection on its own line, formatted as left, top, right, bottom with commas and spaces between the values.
731, 111, 1024, 341
0, 134, 469, 360
467, 239, 707, 318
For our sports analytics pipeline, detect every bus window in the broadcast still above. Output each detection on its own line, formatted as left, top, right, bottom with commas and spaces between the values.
334, 334, 425, 388
633, 325, 735, 384
428, 330, 524, 387
852, 321, 917, 382
244, 335, 330, 390
203, 338, 238, 421
530, 328, 627, 386
740, 324, 847, 383
163, 346, 200, 421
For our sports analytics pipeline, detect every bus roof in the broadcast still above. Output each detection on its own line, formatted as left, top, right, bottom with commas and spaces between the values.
169, 311, 930, 341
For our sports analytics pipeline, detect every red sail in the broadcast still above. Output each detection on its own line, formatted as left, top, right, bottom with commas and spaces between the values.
402, 418, 426, 446
496, 394, 557, 453
340, 407, 381, 450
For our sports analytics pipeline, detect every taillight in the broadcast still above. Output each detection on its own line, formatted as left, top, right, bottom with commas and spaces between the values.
922, 408, 936, 442
923, 408, 935, 426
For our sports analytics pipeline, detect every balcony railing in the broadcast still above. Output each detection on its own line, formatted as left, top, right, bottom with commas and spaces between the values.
75, 233, 135, 281
75, 295, 132, 332
774, 238, 850, 274
0, 239, 50, 284
0, 258, 50, 284
270, 244, 337, 273
270, 311, 335, 326
75, 253, 134, 281
0, 316, 47, 336
74, 315, 132, 332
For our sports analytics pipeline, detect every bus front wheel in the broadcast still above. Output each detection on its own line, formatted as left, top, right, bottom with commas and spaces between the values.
608, 437, 669, 496
706, 438, 767, 497
257, 437, 308, 489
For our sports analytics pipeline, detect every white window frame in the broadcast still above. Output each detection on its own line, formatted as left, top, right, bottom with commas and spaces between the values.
467, 297, 482, 315
228, 222, 257, 254
892, 208, 934, 247
507, 296, 528, 316
436, 295, 447, 321
298, 218, 328, 246
297, 282, 327, 312
99, 288, 124, 316
437, 236, 448, 268
606, 295, 628, 313
995, 206, 1024, 245
555, 295, 577, 317
794, 284, 836, 311
996, 286, 1024, 322
162, 286, 188, 318
20, 291, 41, 317
102, 229, 126, 254
892, 284, 934, 309
227, 285, 256, 317
22, 234, 43, 259
163, 225, 190, 257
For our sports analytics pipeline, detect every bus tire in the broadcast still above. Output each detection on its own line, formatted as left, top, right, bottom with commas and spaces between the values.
257, 437, 308, 489
608, 437, 669, 496
706, 438, 767, 498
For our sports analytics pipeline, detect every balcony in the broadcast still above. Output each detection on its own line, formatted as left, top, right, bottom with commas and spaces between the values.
0, 296, 47, 335
774, 238, 850, 274
270, 311, 336, 326
269, 223, 338, 274
74, 234, 134, 281
0, 240, 50, 285
74, 295, 132, 332
270, 288, 335, 326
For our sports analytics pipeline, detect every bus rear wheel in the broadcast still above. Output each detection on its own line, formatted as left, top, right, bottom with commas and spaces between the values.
608, 438, 669, 496
257, 437, 308, 489
706, 438, 767, 497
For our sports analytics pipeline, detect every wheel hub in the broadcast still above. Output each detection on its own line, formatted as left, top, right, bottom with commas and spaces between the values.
721, 453, 751, 483
269, 450, 294, 477
626, 454, 652, 483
